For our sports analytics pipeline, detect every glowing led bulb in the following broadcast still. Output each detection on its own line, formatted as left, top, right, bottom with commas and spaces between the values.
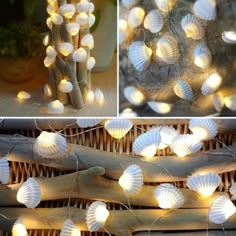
86, 90, 95, 104
95, 88, 104, 104
124, 86, 145, 106
201, 73, 222, 96
17, 91, 31, 100
12, 219, 28, 236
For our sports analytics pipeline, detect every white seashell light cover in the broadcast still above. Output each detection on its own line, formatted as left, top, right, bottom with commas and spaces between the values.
224, 95, 236, 111
209, 195, 236, 224
119, 19, 128, 45
128, 7, 145, 28
173, 80, 193, 101
81, 34, 94, 50
48, 100, 65, 114
95, 88, 104, 104
119, 164, 144, 195
122, 0, 140, 8
133, 130, 161, 158
212, 93, 224, 112
193, 43, 212, 68
154, 0, 173, 13
33, 131, 69, 159
104, 119, 133, 139
57, 42, 74, 56
181, 14, 205, 40
58, 79, 73, 93
144, 9, 164, 34
51, 13, 63, 25
76, 119, 103, 128
59, 4, 76, 19
230, 183, 236, 200
86, 201, 110, 232
201, 73, 222, 96
0, 156, 9, 184
124, 86, 145, 106
147, 101, 172, 114
72, 48, 87, 62
77, 0, 90, 13
193, 0, 217, 21
170, 134, 203, 158
87, 57, 96, 70
120, 108, 138, 118
189, 118, 218, 141
60, 219, 81, 236
46, 46, 57, 59
17, 91, 31, 100
187, 172, 221, 197
222, 31, 236, 44
12, 218, 28, 236
156, 35, 180, 64
44, 84, 52, 97
154, 183, 184, 209
76, 13, 89, 25
129, 41, 152, 71
17, 178, 41, 209
67, 23, 80, 36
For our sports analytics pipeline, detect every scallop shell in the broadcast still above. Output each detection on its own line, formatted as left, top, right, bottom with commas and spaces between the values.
212, 93, 224, 112
124, 86, 145, 106
76, 13, 89, 26
120, 108, 138, 118
59, 4, 75, 19
209, 195, 236, 224
156, 35, 180, 64
89, 14, 96, 28
187, 173, 221, 197
122, 0, 140, 8
173, 80, 193, 101
51, 13, 63, 25
201, 73, 222, 95
86, 201, 110, 232
154, 183, 184, 209
144, 10, 164, 33
147, 101, 172, 114
222, 31, 236, 44
57, 42, 73, 56
72, 48, 87, 62
154, 0, 172, 13
58, 80, 73, 93
95, 88, 104, 104
42, 34, 49, 46
193, 43, 212, 68
129, 41, 152, 71
47, 0, 56, 3
17, 91, 31, 100
81, 34, 94, 50
87, 57, 96, 70
133, 130, 161, 158
150, 126, 178, 150
0, 157, 9, 184
44, 56, 55, 67
86, 90, 95, 104
12, 219, 28, 236
17, 178, 41, 209
189, 118, 218, 141
60, 219, 81, 236
67, 23, 80, 36
104, 119, 133, 139
224, 95, 236, 111
193, 0, 216, 21
181, 14, 205, 40
46, 46, 57, 59
230, 183, 236, 200
44, 84, 52, 97
77, 0, 90, 13
76, 119, 103, 128
47, 4, 55, 15
128, 7, 145, 28
119, 164, 143, 195
170, 134, 203, 158
48, 100, 64, 114
46, 17, 53, 29
89, 3, 95, 14
119, 19, 128, 44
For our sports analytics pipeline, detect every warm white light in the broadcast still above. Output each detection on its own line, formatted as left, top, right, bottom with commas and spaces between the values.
58, 79, 73, 93
47, 4, 55, 15
51, 13, 63, 25
46, 17, 53, 30
72, 48, 87, 62
128, 7, 145, 28
81, 34, 94, 50
124, 86, 145, 106
119, 19, 128, 44
86, 90, 95, 105
222, 31, 236, 44
95, 205, 109, 223
42, 34, 49, 46
87, 57, 96, 70
59, 4, 76, 19
147, 101, 172, 114
95, 88, 104, 104
44, 56, 55, 67
61, 219, 81, 236
48, 100, 64, 114
44, 84, 52, 97
57, 43, 73, 56
224, 95, 236, 111
76, 13, 89, 25
120, 108, 138, 117
17, 91, 31, 100
67, 23, 80, 36
89, 14, 96, 27
12, 219, 28, 236
201, 73, 222, 95
46, 46, 57, 59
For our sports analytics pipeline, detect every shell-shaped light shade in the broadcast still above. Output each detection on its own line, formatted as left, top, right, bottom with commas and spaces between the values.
46, 46, 57, 59
170, 134, 203, 158
222, 31, 236, 44
44, 84, 52, 97
128, 7, 145, 28
189, 118, 218, 141
87, 57, 96, 70
133, 131, 161, 158
57, 42, 73, 56
95, 88, 104, 104
12, 219, 28, 236
17, 178, 41, 208
0, 157, 9, 184
174, 80, 193, 101
151, 126, 178, 150
47, 4, 55, 15
201, 73, 222, 95
129, 41, 152, 71
86, 90, 95, 104
120, 108, 138, 118
17, 91, 31, 100
122, 0, 140, 8
119, 19, 128, 44
46, 17, 53, 30
156, 35, 180, 64
67, 23, 80, 36
224, 95, 236, 111
187, 173, 221, 197
86, 201, 110, 232
89, 14, 96, 28
154, 184, 184, 209
212, 93, 224, 112
81, 34, 94, 50
193, 0, 216, 21
230, 183, 236, 200
89, 3, 95, 13
33, 131, 69, 159
209, 195, 236, 224
124, 86, 145, 106
193, 43, 212, 68
42, 34, 49, 46
51, 13, 63, 25
144, 10, 164, 33
72, 48, 87, 62
119, 164, 143, 195
76, 13, 89, 26
154, 0, 173, 13
181, 14, 205, 40
104, 119, 133, 139
76, 119, 103, 128
60, 219, 81, 236
77, 0, 90, 13
59, 4, 75, 19
48, 100, 64, 114
58, 79, 73, 93
44, 56, 55, 67
147, 101, 172, 114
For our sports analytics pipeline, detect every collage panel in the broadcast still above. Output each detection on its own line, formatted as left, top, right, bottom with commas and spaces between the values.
0, 118, 236, 235
119, 0, 236, 117
0, 0, 117, 117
